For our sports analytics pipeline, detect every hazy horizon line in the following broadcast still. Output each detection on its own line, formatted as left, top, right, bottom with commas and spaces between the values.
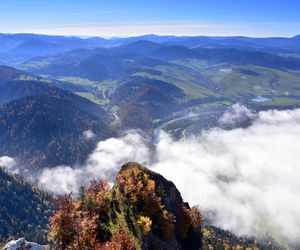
0, 32, 298, 39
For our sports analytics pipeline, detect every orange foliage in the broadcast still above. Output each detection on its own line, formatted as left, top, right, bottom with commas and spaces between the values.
188, 206, 203, 230
49, 165, 198, 248
179, 206, 203, 239
100, 229, 137, 250
49, 180, 111, 249
49, 194, 77, 248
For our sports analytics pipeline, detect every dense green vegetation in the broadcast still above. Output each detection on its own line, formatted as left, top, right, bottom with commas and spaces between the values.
0, 167, 53, 244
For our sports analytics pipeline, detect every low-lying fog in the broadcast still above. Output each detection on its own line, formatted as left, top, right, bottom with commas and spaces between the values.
1, 104, 300, 246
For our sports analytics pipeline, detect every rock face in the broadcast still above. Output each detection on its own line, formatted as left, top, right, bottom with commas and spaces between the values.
3, 238, 46, 250
116, 162, 203, 250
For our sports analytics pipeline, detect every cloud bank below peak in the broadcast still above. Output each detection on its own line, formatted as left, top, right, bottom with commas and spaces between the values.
39, 107, 300, 246
151, 108, 300, 245
2, 107, 300, 246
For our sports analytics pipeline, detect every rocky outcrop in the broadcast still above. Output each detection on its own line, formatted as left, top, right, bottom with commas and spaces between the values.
49, 162, 203, 249
116, 162, 203, 250
3, 238, 46, 250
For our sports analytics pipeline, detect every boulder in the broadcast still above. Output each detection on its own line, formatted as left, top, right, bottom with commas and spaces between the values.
3, 238, 46, 250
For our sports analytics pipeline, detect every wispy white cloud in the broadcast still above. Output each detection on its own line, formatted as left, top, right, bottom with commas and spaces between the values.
2, 21, 299, 37
83, 130, 96, 140
66, 10, 126, 17
0, 156, 17, 173
38, 132, 150, 194
219, 103, 256, 126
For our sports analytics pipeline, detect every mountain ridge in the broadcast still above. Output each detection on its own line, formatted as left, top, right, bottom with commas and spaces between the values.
1, 33, 300, 66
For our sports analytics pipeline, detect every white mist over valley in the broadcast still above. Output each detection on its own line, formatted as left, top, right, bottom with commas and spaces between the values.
2, 106, 300, 246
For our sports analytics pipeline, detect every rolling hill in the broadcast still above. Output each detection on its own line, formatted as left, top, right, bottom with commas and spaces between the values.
112, 77, 185, 131
0, 66, 110, 119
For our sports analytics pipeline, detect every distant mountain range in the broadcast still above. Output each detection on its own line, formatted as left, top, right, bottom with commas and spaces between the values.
19, 36, 300, 125
22, 40, 300, 78
1, 33, 300, 65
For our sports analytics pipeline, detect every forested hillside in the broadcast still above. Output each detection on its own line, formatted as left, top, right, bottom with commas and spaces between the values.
0, 167, 53, 244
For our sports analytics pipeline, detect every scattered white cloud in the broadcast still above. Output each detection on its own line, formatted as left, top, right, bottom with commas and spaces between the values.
38, 132, 150, 194
219, 103, 256, 125
66, 10, 126, 17
4, 21, 300, 38
39, 166, 82, 195
220, 68, 232, 73
83, 130, 96, 140
252, 96, 271, 103
0, 156, 18, 173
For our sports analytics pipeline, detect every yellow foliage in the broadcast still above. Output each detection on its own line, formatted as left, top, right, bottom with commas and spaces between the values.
137, 215, 152, 234
202, 228, 211, 237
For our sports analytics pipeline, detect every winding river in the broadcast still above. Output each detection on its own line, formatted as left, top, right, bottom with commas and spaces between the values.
153, 106, 227, 143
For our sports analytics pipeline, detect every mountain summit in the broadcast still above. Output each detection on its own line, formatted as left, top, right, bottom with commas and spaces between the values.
50, 162, 203, 249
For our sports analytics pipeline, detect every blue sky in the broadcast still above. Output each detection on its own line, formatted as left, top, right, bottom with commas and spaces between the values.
0, 0, 299, 37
